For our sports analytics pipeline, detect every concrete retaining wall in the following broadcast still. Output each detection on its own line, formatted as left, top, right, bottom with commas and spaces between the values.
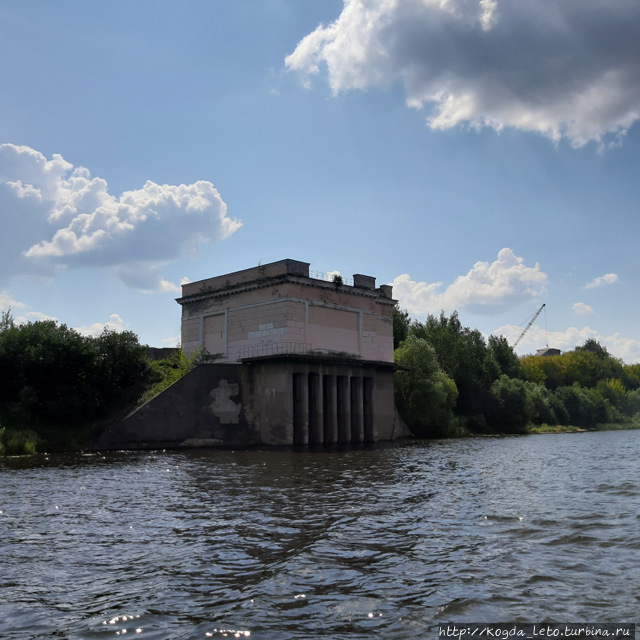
94, 357, 402, 451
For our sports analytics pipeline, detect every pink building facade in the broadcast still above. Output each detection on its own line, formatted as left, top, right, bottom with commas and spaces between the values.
95, 260, 403, 450
178, 259, 395, 364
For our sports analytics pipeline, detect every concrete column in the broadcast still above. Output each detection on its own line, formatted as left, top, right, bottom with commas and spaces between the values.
350, 376, 363, 443
323, 375, 338, 444
308, 372, 323, 445
293, 373, 308, 445
337, 375, 350, 443
363, 376, 374, 442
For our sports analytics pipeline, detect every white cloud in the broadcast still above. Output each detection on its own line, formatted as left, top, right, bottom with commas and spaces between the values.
572, 302, 594, 316
584, 273, 618, 289
7, 306, 129, 337
0, 291, 26, 311
15, 311, 58, 324
495, 322, 640, 364
74, 313, 126, 337
161, 334, 181, 347
0, 143, 241, 292
392, 248, 547, 317
286, 0, 640, 148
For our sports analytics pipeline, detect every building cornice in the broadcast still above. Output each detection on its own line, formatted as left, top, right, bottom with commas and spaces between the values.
176, 273, 396, 307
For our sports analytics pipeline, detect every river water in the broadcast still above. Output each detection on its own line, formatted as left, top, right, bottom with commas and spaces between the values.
1, 430, 638, 639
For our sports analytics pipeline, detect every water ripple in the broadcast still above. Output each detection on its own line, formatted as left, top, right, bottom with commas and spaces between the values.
1, 432, 639, 638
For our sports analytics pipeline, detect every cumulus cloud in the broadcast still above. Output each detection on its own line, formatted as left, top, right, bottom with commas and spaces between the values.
286, 0, 640, 147
392, 248, 547, 317
0, 144, 241, 292
585, 273, 618, 289
572, 302, 594, 315
75, 313, 126, 337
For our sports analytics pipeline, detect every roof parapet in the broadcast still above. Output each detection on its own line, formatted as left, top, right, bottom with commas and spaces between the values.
353, 274, 376, 290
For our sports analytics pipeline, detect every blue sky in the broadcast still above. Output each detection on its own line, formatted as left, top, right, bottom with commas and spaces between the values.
1, 0, 639, 361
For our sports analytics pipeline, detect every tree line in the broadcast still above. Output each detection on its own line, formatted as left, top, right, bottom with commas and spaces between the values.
3, 305, 639, 453
393, 307, 640, 438
0, 309, 189, 454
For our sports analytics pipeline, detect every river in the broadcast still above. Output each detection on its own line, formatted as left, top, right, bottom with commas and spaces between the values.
1, 430, 638, 639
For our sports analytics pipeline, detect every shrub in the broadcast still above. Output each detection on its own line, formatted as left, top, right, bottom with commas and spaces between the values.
488, 375, 533, 433
394, 335, 458, 438
528, 383, 559, 425
0, 320, 149, 426
554, 384, 598, 427
0, 426, 39, 456
141, 350, 190, 403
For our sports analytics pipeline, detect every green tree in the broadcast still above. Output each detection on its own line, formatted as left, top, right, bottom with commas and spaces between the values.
485, 334, 521, 380
562, 340, 625, 387
623, 363, 640, 390
488, 375, 533, 433
554, 384, 599, 427
1, 307, 14, 332
596, 378, 627, 414
394, 334, 458, 438
520, 353, 564, 390
0, 320, 149, 427
92, 329, 148, 410
575, 338, 610, 359
392, 305, 411, 349
626, 388, 640, 415
527, 382, 560, 425
411, 311, 510, 425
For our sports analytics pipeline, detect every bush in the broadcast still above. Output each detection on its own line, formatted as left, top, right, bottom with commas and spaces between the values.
0, 320, 149, 427
488, 375, 533, 433
627, 388, 640, 415
554, 384, 598, 427
528, 382, 559, 425
141, 350, 190, 404
596, 378, 628, 413
394, 335, 458, 438
0, 426, 39, 456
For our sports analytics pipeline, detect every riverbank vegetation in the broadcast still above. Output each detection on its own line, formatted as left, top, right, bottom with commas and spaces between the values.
3, 305, 640, 455
393, 307, 640, 438
0, 309, 188, 454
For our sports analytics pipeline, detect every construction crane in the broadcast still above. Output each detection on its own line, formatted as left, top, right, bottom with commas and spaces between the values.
513, 303, 546, 348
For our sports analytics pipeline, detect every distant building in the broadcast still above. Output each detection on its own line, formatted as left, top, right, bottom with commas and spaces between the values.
535, 347, 561, 357
97, 259, 404, 450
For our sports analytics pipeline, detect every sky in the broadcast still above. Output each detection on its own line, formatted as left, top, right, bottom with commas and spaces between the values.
1, 0, 639, 362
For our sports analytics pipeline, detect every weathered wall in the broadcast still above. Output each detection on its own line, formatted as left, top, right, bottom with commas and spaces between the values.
93, 358, 401, 451
178, 259, 395, 364
180, 280, 394, 363
94, 364, 260, 450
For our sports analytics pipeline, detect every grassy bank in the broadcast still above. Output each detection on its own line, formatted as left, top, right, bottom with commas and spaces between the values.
527, 422, 640, 434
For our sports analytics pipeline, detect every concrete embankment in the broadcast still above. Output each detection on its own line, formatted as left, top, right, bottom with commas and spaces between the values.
94, 359, 405, 451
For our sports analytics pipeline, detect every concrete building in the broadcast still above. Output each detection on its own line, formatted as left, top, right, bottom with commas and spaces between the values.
95, 259, 405, 450
535, 348, 562, 357
178, 258, 394, 364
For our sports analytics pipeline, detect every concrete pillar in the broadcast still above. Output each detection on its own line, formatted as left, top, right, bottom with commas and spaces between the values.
350, 376, 363, 443
308, 372, 323, 445
337, 375, 350, 443
323, 374, 338, 444
293, 373, 308, 445
363, 376, 374, 442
